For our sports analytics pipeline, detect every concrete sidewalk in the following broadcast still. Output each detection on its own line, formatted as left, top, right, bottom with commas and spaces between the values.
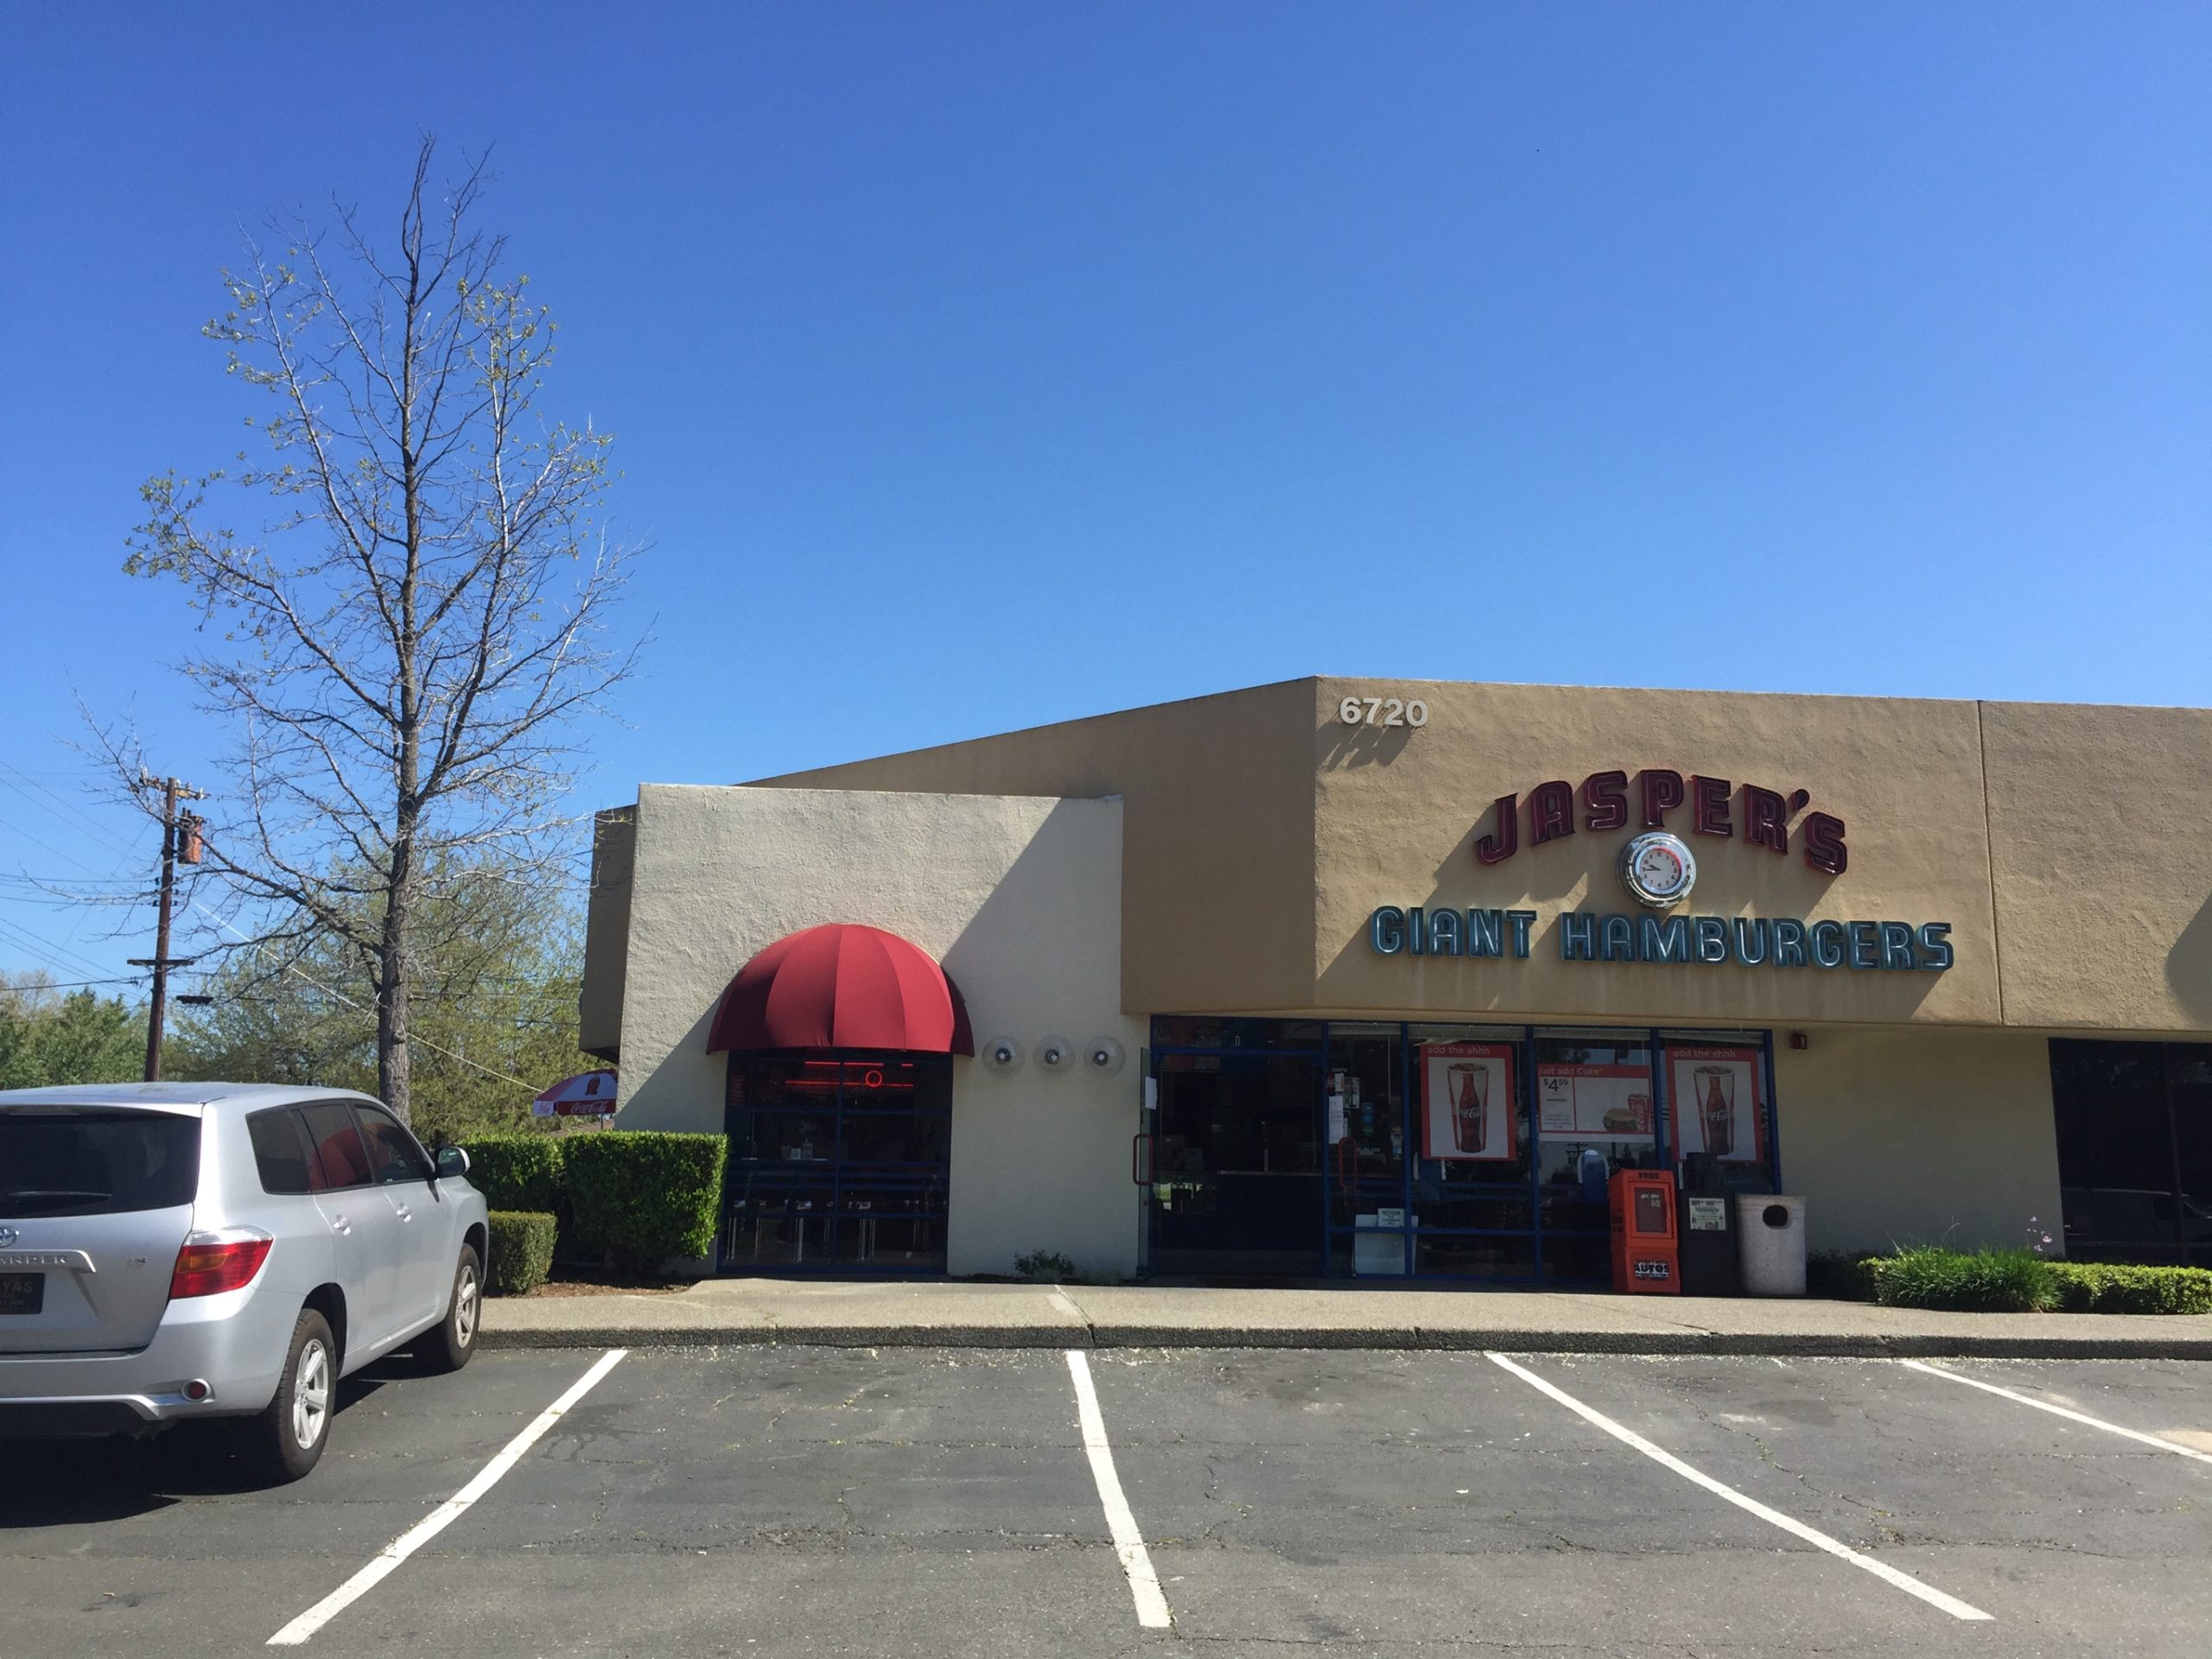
480, 1277, 2212, 1359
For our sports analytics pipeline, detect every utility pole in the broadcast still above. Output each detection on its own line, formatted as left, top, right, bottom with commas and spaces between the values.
129, 772, 206, 1082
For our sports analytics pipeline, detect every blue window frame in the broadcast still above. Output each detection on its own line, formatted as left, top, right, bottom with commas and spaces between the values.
1148, 1018, 1780, 1284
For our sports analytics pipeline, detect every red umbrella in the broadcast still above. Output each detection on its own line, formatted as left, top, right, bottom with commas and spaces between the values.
532, 1070, 619, 1116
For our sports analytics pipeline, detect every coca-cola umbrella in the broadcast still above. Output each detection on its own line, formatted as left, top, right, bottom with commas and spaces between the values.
532, 1070, 619, 1117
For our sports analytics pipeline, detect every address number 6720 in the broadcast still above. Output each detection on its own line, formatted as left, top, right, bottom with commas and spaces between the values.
1339, 695, 1428, 728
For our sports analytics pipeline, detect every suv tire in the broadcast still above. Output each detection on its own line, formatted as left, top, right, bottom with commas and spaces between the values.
241, 1308, 336, 1483
416, 1244, 481, 1375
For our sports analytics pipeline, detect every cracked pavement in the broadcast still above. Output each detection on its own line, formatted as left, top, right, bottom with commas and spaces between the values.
2, 1348, 2208, 1656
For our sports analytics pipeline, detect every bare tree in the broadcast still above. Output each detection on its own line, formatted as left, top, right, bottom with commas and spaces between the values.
121, 137, 637, 1122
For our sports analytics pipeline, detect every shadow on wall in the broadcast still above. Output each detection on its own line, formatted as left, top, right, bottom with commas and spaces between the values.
941, 798, 1121, 1044
1318, 713, 1416, 772
2168, 890, 2212, 1026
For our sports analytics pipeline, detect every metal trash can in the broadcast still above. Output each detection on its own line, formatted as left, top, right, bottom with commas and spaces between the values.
1736, 1195, 1807, 1297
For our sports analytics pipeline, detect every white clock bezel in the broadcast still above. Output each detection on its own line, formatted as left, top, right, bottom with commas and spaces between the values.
1620, 830, 1697, 910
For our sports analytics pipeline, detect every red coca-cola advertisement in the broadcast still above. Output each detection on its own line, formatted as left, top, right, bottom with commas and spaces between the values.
1418, 1042, 1516, 1161
1666, 1046, 1764, 1165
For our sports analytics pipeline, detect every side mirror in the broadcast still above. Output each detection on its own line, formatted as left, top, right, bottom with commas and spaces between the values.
435, 1146, 471, 1179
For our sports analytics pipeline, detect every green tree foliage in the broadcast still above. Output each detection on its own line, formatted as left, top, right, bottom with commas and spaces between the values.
167, 862, 588, 1145
0, 973, 147, 1089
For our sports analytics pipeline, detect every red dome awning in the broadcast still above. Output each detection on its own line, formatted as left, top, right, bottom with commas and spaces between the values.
706, 923, 976, 1057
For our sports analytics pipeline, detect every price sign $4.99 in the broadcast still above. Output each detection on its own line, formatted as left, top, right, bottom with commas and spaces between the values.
1339, 694, 1429, 729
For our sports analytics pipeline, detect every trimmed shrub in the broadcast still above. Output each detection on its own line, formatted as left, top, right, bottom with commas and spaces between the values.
1869, 1246, 2057, 1313
2047, 1262, 2212, 1316
563, 1131, 724, 1274
486, 1211, 557, 1296
460, 1135, 566, 1217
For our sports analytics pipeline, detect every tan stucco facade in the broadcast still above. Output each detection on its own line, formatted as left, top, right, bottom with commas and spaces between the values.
582, 676, 2211, 1265
771, 676, 2212, 1037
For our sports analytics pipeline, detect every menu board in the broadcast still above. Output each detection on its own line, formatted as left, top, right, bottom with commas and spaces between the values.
1668, 1045, 1765, 1165
1417, 1042, 1516, 1162
1536, 1062, 1655, 1145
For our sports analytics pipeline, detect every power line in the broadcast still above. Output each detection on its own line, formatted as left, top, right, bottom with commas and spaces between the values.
0, 976, 143, 992
0, 761, 146, 861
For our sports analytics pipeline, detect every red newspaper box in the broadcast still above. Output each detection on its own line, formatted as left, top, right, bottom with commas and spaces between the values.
1609, 1169, 1681, 1294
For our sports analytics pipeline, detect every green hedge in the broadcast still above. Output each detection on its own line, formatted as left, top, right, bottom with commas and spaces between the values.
562, 1131, 724, 1273
1862, 1247, 2212, 1315
1870, 1246, 2056, 1312
459, 1135, 566, 1217
2048, 1262, 2212, 1315
486, 1211, 557, 1295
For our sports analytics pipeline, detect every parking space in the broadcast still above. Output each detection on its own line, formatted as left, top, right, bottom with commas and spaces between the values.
0, 1351, 614, 1659
1, 1348, 2207, 1657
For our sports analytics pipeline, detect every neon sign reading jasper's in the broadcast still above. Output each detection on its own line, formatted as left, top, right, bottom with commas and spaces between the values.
1476, 770, 1847, 877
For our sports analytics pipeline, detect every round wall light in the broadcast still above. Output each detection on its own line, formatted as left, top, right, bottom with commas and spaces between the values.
1037, 1036, 1074, 1074
981, 1037, 1024, 1073
1085, 1037, 1127, 1077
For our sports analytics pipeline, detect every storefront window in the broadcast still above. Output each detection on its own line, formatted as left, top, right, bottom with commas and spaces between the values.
1534, 1033, 1656, 1282
2050, 1039, 2212, 1267
1326, 1027, 1409, 1274
1404, 1023, 1535, 1271
1657, 1033, 1777, 1198
1146, 1017, 1784, 1286
722, 1052, 950, 1271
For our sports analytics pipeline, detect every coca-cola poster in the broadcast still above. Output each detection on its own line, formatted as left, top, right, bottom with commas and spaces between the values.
1418, 1042, 1516, 1162
1667, 1046, 1764, 1165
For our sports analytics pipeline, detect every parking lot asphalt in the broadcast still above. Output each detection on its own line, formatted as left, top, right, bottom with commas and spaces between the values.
2, 1348, 2208, 1658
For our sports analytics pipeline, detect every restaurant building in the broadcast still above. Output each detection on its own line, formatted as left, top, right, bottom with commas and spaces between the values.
578, 677, 2212, 1284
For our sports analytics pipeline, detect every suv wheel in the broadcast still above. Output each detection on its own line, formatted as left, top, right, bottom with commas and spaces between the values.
241, 1308, 335, 1483
416, 1244, 481, 1374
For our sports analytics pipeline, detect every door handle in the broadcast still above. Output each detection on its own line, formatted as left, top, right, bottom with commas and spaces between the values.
1131, 1134, 1154, 1185
328, 1215, 352, 1236
393, 1205, 412, 1222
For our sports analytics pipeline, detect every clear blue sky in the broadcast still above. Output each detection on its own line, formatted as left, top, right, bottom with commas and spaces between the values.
1, 3, 2207, 991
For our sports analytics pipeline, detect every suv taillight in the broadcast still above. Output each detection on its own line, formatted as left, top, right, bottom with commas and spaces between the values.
169, 1229, 274, 1299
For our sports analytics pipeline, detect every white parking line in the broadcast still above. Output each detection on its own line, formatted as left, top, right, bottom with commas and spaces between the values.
1065, 1350, 1173, 1630
1486, 1352, 1992, 1623
1898, 1359, 2212, 1465
267, 1348, 629, 1646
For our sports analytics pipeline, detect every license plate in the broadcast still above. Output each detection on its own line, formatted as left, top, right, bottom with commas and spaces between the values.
0, 1272, 44, 1315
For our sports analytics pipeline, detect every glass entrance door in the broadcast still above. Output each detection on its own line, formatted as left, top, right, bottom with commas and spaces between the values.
1149, 1053, 1324, 1277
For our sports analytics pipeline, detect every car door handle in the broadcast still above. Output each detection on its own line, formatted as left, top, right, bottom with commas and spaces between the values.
392, 1204, 412, 1222
327, 1214, 352, 1236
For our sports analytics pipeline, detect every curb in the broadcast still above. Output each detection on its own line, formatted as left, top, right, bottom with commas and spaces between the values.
480, 1324, 2212, 1361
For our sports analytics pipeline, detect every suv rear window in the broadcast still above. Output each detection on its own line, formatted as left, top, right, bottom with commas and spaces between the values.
246, 1107, 317, 1195
0, 1109, 201, 1217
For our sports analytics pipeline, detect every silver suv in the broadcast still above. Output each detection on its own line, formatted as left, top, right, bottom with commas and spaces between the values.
0, 1083, 490, 1481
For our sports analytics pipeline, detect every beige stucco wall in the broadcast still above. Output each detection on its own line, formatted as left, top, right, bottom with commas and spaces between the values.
1983, 700, 2212, 1033
1775, 1026, 2063, 1255
762, 680, 1318, 1015
613, 785, 1141, 1277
